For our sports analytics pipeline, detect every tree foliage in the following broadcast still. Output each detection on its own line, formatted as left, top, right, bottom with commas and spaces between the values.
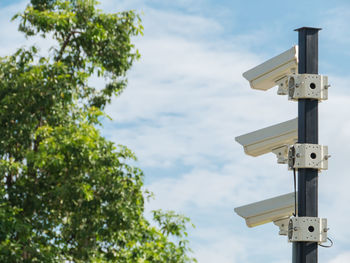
0, 1, 196, 262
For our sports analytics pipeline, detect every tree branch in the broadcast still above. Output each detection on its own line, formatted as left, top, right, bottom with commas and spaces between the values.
56, 30, 82, 62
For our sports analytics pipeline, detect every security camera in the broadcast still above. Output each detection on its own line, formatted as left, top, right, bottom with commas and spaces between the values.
243, 46, 298, 91
235, 118, 298, 158
234, 192, 297, 235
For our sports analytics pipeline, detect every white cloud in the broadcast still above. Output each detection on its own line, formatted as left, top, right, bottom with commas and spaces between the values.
321, 7, 350, 45
193, 234, 247, 263
0, 1, 27, 56
104, 13, 297, 169
328, 252, 350, 263
190, 223, 294, 263
0, 1, 61, 58
145, 169, 241, 212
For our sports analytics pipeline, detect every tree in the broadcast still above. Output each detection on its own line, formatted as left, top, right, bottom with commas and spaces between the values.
0, 0, 196, 262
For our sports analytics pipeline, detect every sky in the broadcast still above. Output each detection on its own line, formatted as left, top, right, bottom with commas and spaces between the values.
1, 0, 350, 262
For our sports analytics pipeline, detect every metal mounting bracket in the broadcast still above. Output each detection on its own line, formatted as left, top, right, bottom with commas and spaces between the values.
287, 74, 329, 101
276, 76, 289, 95
274, 217, 291, 236
288, 143, 329, 171
288, 217, 328, 243
272, 145, 289, 164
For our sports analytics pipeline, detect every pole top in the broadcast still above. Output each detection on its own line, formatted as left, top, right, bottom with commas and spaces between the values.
294, 27, 322, 32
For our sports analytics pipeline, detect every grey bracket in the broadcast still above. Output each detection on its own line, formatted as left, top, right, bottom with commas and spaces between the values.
276, 76, 289, 95
287, 74, 329, 101
274, 217, 291, 236
288, 143, 329, 171
288, 217, 328, 243
272, 145, 289, 164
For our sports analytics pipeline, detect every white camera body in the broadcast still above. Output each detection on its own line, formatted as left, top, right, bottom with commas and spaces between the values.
243, 46, 298, 91
235, 118, 298, 157
234, 192, 297, 228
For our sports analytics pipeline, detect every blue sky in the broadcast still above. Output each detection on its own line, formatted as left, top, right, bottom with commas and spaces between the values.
1, 1, 350, 262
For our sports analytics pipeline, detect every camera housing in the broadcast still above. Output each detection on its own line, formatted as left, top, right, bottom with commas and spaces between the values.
234, 192, 297, 228
243, 46, 298, 91
235, 118, 298, 157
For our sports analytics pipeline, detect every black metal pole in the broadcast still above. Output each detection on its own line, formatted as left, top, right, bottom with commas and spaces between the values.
293, 27, 321, 263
